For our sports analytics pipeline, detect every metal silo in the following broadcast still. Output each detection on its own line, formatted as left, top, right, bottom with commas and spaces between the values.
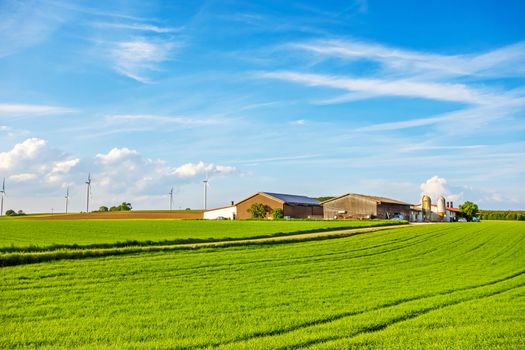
422, 195, 432, 222
437, 196, 446, 219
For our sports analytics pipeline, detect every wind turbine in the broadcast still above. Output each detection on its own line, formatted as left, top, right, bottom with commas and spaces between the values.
169, 187, 174, 211
85, 174, 91, 213
203, 174, 209, 210
0, 178, 5, 216
65, 186, 70, 214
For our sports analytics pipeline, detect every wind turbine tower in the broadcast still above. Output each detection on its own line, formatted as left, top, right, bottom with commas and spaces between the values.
169, 187, 174, 211
85, 174, 92, 213
0, 178, 5, 216
203, 176, 209, 210
65, 186, 70, 214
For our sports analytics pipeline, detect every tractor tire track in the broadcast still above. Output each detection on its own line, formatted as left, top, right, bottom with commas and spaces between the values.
201, 270, 525, 349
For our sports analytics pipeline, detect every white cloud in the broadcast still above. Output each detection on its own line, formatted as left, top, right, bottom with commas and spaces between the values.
107, 114, 225, 126
92, 22, 182, 33
52, 158, 80, 173
0, 0, 69, 58
290, 39, 525, 78
96, 147, 139, 164
259, 71, 498, 105
0, 138, 47, 170
9, 173, 37, 182
290, 119, 306, 125
111, 38, 175, 82
174, 161, 236, 177
0, 103, 75, 116
420, 176, 452, 203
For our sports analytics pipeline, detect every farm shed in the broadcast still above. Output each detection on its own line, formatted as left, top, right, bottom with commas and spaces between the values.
322, 193, 411, 220
203, 205, 237, 220
235, 192, 323, 220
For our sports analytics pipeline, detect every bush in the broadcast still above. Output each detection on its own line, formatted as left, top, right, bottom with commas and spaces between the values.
248, 203, 271, 219
272, 208, 284, 220
459, 201, 479, 222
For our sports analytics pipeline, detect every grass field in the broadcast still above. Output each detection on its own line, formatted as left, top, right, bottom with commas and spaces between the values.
1, 222, 523, 349
0, 219, 399, 251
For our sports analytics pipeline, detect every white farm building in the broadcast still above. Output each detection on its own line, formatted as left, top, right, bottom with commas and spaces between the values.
203, 205, 237, 220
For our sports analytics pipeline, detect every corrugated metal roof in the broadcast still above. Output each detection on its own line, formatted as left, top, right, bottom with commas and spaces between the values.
323, 193, 410, 206
263, 192, 321, 205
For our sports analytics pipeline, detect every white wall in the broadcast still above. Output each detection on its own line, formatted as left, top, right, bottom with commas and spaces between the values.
203, 206, 237, 220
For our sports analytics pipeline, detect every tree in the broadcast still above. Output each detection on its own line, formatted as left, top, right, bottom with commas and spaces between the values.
98, 206, 109, 212
272, 208, 284, 220
459, 201, 479, 222
248, 203, 270, 219
109, 206, 119, 212
5, 209, 16, 216
17, 210, 25, 216
119, 202, 132, 211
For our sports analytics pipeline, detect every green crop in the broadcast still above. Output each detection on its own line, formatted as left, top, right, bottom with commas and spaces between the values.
0, 222, 523, 349
0, 219, 400, 251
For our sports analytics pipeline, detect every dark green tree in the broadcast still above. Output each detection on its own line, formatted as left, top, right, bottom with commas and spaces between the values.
272, 208, 284, 220
5, 209, 16, 216
248, 203, 270, 219
119, 202, 132, 211
459, 201, 479, 222
98, 206, 109, 212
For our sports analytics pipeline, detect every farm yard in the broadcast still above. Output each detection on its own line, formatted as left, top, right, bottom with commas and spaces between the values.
0, 220, 524, 349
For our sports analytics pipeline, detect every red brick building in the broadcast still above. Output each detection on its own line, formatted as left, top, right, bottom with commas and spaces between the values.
236, 192, 323, 219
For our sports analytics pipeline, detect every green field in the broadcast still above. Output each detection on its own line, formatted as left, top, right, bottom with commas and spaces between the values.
1, 221, 523, 349
0, 219, 399, 251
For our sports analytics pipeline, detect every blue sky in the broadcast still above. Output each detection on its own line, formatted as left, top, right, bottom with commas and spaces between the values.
1, 0, 524, 212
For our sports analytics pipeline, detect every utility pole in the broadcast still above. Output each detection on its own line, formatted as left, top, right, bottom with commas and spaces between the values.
169, 187, 174, 211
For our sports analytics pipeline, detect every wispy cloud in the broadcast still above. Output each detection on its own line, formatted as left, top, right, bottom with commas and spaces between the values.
290, 119, 306, 125
107, 114, 225, 125
289, 39, 525, 78
259, 71, 500, 105
0, 0, 70, 58
91, 22, 182, 33
110, 38, 176, 82
0, 103, 76, 116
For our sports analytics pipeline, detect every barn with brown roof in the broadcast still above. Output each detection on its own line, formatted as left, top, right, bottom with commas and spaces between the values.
236, 192, 323, 219
322, 193, 411, 220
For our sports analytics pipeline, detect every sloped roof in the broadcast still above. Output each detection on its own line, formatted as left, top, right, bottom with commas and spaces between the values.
263, 192, 321, 205
322, 193, 410, 206
236, 192, 320, 206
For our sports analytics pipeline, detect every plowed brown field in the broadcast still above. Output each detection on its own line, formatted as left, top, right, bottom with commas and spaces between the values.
25, 211, 203, 220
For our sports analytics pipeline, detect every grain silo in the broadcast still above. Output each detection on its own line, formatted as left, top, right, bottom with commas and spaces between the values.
437, 196, 446, 219
422, 195, 432, 222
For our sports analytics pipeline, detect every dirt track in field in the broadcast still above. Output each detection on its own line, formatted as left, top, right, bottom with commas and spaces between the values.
1, 224, 412, 267
24, 211, 204, 220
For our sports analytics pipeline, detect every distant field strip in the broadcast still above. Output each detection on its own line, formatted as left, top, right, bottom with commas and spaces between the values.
0, 224, 409, 266
0, 219, 401, 251
1, 222, 523, 349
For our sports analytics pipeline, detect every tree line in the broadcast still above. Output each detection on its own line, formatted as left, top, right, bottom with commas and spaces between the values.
479, 210, 525, 221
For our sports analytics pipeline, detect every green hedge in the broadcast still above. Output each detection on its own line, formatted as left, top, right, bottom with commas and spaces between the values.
479, 210, 525, 221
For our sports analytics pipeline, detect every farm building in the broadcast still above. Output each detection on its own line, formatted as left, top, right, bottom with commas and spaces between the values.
235, 192, 323, 220
411, 203, 459, 222
203, 205, 237, 220
322, 193, 411, 220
